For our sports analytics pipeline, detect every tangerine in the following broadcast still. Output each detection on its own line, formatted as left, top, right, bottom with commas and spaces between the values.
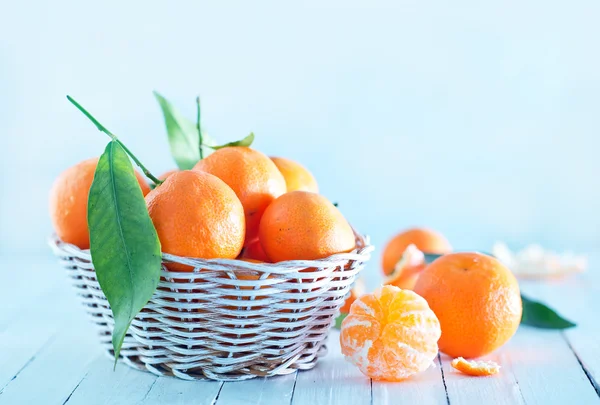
340, 285, 441, 381
270, 157, 319, 193
258, 191, 355, 262
193, 147, 286, 243
49, 157, 150, 249
414, 252, 522, 358
241, 239, 270, 262
340, 278, 366, 313
145, 170, 245, 271
158, 169, 178, 181
382, 228, 452, 290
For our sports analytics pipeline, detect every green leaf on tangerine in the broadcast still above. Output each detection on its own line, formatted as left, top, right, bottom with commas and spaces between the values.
208, 132, 255, 150
153, 91, 215, 169
88, 140, 162, 366
521, 294, 576, 329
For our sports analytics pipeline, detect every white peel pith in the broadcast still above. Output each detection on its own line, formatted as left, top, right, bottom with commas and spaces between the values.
492, 242, 587, 277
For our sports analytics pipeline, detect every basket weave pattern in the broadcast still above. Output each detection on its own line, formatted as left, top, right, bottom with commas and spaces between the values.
50, 234, 372, 381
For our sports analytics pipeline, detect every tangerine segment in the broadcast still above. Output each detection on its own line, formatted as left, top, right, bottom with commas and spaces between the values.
451, 357, 500, 376
340, 285, 441, 382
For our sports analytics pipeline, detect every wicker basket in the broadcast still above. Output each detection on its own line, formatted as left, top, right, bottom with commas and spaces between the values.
49, 233, 372, 381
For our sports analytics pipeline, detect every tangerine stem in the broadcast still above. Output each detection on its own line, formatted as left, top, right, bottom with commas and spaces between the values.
196, 96, 203, 160
67, 95, 163, 186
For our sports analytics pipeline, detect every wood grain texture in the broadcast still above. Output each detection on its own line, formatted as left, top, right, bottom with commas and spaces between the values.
0, 325, 99, 404
62, 356, 158, 405
217, 374, 297, 404
372, 361, 447, 405
291, 332, 372, 405
140, 377, 222, 405
1, 256, 600, 404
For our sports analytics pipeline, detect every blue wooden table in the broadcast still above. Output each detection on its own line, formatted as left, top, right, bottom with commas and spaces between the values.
1, 255, 598, 404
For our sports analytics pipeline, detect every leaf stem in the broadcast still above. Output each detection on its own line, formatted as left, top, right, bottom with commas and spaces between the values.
67, 95, 163, 186
196, 96, 203, 160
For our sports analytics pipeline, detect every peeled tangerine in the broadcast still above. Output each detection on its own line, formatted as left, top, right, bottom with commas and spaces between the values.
340, 285, 441, 381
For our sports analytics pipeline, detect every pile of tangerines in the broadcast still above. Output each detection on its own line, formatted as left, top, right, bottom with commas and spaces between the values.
50, 148, 356, 266
339, 228, 522, 381
49, 96, 522, 383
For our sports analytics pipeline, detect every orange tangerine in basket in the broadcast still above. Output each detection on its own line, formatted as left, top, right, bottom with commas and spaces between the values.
382, 228, 452, 290
145, 170, 245, 271
158, 169, 178, 181
414, 252, 522, 358
193, 147, 286, 243
340, 285, 441, 381
240, 240, 270, 262
49, 157, 150, 249
258, 191, 355, 262
270, 156, 319, 193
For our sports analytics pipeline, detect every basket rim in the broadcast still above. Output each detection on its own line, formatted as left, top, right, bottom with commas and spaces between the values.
48, 231, 373, 271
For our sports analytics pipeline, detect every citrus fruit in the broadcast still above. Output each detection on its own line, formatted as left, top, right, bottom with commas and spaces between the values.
158, 169, 178, 181
414, 252, 522, 358
49, 157, 150, 249
340, 278, 366, 313
340, 285, 441, 381
193, 147, 286, 243
258, 191, 355, 262
383, 244, 427, 291
382, 228, 452, 290
145, 170, 245, 271
270, 157, 318, 193
241, 239, 270, 262
451, 357, 501, 376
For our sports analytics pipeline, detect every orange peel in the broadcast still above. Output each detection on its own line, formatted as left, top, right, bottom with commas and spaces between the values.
450, 357, 500, 376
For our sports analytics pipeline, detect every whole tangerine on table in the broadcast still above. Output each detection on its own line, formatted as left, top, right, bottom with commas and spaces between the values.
193, 147, 286, 243
382, 227, 452, 290
340, 285, 441, 381
258, 191, 355, 262
145, 170, 245, 271
270, 156, 319, 193
414, 252, 522, 358
49, 157, 150, 249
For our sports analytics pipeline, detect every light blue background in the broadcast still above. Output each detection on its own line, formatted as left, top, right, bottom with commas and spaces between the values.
1, 1, 598, 277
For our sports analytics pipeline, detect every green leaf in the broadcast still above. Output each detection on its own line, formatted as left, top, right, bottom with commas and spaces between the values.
67, 95, 163, 186
153, 91, 215, 169
334, 312, 348, 329
88, 140, 162, 366
208, 132, 255, 150
520, 294, 576, 329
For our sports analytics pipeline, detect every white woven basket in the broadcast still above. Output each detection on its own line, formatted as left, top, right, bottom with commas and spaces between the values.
49, 233, 372, 381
